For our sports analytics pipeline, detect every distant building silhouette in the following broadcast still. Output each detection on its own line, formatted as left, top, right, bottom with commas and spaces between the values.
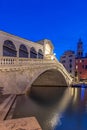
60, 50, 75, 76
60, 38, 87, 82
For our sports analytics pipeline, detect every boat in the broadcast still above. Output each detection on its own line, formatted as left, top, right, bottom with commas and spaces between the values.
72, 82, 87, 88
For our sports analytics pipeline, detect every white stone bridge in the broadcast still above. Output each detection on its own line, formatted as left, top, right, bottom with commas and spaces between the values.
0, 56, 73, 94
0, 31, 73, 94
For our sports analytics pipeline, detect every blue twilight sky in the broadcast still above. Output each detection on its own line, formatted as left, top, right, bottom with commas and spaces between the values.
0, 0, 87, 59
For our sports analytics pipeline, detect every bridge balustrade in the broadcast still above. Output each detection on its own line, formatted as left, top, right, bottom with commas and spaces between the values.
0, 56, 73, 84
0, 57, 55, 66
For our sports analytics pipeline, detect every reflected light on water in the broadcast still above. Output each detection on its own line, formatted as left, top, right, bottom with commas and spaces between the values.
73, 88, 78, 103
48, 88, 73, 129
13, 87, 77, 130
50, 114, 62, 129
81, 88, 85, 101
71, 87, 74, 96
58, 88, 73, 112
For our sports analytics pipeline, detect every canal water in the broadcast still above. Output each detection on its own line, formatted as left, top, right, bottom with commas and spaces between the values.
12, 86, 87, 130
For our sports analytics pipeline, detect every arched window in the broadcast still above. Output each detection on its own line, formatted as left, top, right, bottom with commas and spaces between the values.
19, 44, 28, 58
3, 40, 17, 57
30, 47, 37, 58
38, 49, 43, 59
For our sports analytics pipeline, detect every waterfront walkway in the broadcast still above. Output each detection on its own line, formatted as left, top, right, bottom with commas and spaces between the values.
0, 117, 42, 130
0, 94, 42, 130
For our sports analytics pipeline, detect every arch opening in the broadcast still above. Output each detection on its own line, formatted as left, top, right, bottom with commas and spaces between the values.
38, 49, 43, 59
3, 40, 17, 57
30, 47, 37, 58
19, 44, 28, 58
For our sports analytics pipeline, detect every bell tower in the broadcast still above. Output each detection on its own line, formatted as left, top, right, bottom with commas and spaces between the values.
77, 38, 83, 58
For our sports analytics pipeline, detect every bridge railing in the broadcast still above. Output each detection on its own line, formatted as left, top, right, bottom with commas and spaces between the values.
0, 57, 56, 66
53, 55, 72, 81
0, 56, 73, 83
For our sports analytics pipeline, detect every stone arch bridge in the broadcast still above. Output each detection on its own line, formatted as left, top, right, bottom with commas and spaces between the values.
0, 56, 73, 94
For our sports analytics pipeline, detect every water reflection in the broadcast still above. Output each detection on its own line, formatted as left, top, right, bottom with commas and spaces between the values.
55, 87, 87, 130
12, 86, 87, 130
81, 88, 85, 101
29, 86, 67, 105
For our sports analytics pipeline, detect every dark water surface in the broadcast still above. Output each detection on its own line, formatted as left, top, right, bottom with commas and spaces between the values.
12, 87, 87, 130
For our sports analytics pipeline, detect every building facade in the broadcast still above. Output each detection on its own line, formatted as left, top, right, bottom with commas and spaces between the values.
0, 31, 54, 59
60, 50, 75, 76
75, 57, 87, 81
60, 38, 87, 82
75, 39, 87, 81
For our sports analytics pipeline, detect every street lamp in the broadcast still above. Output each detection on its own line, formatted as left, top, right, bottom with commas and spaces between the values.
51, 53, 56, 60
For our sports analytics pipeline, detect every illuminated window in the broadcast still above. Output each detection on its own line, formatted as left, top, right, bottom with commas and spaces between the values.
80, 60, 82, 63
76, 65, 78, 69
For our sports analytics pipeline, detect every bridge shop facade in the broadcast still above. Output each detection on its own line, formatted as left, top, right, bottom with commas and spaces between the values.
0, 31, 72, 94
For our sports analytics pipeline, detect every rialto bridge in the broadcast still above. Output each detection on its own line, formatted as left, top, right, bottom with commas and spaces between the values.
0, 31, 73, 94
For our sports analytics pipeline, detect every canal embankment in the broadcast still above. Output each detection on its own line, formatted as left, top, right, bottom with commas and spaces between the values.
0, 94, 42, 130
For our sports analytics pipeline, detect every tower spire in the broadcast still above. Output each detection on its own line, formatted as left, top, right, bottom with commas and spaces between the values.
77, 38, 83, 58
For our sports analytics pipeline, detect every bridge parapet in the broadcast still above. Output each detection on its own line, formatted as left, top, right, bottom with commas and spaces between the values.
0, 56, 72, 82
0, 56, 55, 66
0, 56, 73, 94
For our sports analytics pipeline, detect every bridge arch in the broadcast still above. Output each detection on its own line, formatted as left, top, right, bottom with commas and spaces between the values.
31, 69, 68, 87
27, 68, 69, 101
26, 65, 71, 94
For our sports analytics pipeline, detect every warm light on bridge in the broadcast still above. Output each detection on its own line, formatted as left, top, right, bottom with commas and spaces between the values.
51, 53, 56, 60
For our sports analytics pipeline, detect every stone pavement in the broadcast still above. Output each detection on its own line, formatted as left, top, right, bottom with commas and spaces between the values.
0, 117, 42, 130
0, 95, 42, 130
0, 95, 16, 120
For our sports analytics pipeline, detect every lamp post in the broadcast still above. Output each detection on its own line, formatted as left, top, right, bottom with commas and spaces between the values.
51, 53, 56, 60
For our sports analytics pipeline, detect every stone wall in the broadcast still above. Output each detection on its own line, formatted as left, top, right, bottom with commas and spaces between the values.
0, 69, 31, 94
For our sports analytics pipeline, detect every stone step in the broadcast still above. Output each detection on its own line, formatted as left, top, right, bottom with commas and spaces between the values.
0, 117, 42, 130
0, 95, 16, 120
